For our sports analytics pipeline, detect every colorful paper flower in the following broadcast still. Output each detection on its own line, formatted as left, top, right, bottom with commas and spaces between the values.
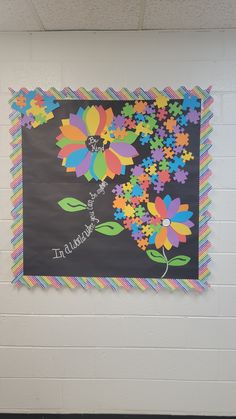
147, 195, 194, 250
56, 105, 139, 181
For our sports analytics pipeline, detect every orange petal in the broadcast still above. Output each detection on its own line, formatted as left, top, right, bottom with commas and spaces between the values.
155, 227, 167, 249
60, 125, 86, 141
178, 204, 189, 211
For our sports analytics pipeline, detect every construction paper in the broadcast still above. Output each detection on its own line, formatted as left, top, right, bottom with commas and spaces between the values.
9, 87, 212, 291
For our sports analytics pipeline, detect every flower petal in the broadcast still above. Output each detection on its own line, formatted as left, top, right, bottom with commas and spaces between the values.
58, 143, 86, 158
167, 226, 180, 247
76, 152, 92, 177
85, 106, 100, 135
147, 202, 158, 216
110, 142, 138, 158
155, 197, 167, 218
163, 195, 171, 209
171, 211, 193, 222
104, 149, 122, 175
164, 238, 172, 250
60, 125, 86, 141
167, 198, 180, 219
171, 222, 191, 235
69, 114, 88, 136
95, 106, 106, 135
105, 108, 114, 128
93, 150, 107, 180
155, 227, 167, 249
178, 204, 189, 211
65, 148, 88, 168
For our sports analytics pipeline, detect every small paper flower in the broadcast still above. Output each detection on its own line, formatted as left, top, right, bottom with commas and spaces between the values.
147, 195, 194, 250
56, 105, 139, 181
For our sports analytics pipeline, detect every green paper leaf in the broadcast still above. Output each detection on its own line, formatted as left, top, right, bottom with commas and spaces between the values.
58, 197, 87, 212
93, 151, 107, 180
168, 255, 191, 266
146, 250, 166, 264
95, 221, 124, 236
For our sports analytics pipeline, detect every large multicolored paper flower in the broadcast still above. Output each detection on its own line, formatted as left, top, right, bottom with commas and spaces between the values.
56, 105, 139, 181
148, 195, 194, 250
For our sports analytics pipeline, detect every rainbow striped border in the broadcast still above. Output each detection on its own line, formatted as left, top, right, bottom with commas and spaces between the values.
9, 87, 213, 292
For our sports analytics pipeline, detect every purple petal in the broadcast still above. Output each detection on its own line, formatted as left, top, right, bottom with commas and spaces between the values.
110, 142, 138, 158
167, 226, 179, 247
70, 114, 88, 136
76, 151, 91, 177
167, 198, 180, 219
184, 220, 194, 228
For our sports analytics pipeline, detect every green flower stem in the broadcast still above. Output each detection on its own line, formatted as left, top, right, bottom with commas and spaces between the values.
161, 247, 169, 279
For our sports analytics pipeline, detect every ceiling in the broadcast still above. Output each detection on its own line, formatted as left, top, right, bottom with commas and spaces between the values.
0, 0, 236, 31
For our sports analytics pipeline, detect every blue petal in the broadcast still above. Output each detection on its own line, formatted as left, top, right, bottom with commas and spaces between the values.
163, 195, 171, 209
76, 107, 85, 118
65, 149, 88, 167
149, 232, 157, 244
171, 211, 193, 222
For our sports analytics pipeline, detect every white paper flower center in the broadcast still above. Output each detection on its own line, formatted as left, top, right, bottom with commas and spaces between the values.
162, 218, 171, 227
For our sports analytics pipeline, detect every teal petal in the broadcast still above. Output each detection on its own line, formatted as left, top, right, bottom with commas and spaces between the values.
171, 211, 193, 222
163, 195, 171, 209
65, 148, 88, 168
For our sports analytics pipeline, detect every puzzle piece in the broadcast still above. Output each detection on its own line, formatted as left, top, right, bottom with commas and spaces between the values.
123, 218, 133, 230
114, 209, 126, 220
156, 108, 168, 121
158, 159, 169, 171
153, 181, 164, 193
177, 114, 188, 127
139, 133, 151, 146
145, 115, 158, 130
155, 95, 169, 108
168, 156, 185, 173
168, 101, 182, 117
150, 136, 164, 150
173, 169, 189, 184
137, 237, 149, 250
158, 170, 170, 183
182, 150, 194, 162
121, 103, 135, 118
142, 157, 154, 168
164, 135, 175, 147
21, 114, 34, 129
186, 109, 200, 124
164, 117, 177, 133
135, 205, 146, 217
182, 93, 200, 111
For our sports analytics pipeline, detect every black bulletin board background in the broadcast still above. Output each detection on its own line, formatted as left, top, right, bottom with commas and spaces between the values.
22, 100, 200, 279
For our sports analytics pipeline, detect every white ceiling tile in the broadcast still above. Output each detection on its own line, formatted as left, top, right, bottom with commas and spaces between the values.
144, 0, 236, 30
0, 0, 42, 31
32, 0, 141, 30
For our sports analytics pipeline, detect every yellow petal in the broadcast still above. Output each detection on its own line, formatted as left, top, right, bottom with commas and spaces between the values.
171, 222, 191, 235
110, 149, 133, 165
164, 238, 172, 250
147, 202, 158, 216
85, 106, 100, 135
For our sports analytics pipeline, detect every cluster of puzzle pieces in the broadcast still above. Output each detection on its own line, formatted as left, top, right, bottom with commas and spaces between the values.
12, 90, 60, 129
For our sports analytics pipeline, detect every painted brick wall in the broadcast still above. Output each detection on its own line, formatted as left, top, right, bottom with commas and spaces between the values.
0, 30, 236, 415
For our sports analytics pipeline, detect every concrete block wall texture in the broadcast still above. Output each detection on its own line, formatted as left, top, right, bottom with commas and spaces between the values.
0, 29, 236, 415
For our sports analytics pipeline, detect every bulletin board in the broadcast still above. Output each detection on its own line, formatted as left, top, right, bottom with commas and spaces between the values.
9, 87, 212, 291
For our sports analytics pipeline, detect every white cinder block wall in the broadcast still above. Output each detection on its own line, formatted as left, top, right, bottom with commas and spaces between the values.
0, 30, 236, 415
